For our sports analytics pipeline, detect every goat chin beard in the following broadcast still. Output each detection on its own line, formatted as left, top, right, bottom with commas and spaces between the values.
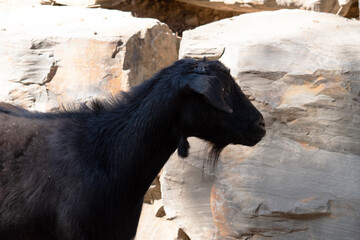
177, 136, 225, 174
205, 143, 225, 172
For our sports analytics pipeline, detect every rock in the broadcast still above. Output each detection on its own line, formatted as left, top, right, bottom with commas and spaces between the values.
177, 228, 191, 240
167, 9, 360, 239
40, 0, 126, 8
106, 0, 239, 35
161, 138, 217, 240
40, 0, 98, 7
211, 138, 360, 239
136, 172, 193, 240
144, 174, 162, 204
155, 205, 166, 218
35, 0, 359, 38
0, 5, 178, 111
176, 0, 359, 17
36, 0, 359, 18
0, 0, 39, 9
135, 199, 180, 240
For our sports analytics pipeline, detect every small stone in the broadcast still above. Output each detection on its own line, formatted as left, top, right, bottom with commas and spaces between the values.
177, 228, 190, 240
155, 206, 166, 218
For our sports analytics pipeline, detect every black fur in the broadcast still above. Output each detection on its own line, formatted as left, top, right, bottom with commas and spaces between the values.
0, 58, 265, 240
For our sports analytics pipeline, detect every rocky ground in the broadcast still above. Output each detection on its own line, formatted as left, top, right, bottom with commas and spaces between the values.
0, 1, 359, 239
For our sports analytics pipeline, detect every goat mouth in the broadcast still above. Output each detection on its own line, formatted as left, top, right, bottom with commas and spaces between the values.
238, 133, 265, 146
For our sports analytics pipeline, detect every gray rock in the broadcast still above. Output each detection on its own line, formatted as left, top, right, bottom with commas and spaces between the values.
165, 9, 360, 239
0, 5, 178, 111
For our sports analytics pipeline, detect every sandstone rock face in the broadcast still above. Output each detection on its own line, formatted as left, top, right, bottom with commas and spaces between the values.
161, 139, 217, 239
0, 0, 120, 8
135, 198, 181, 240
176, 0, 359, 17
37, 0, 359, 18
0, 5, 177, 111
0, 0, 39, 8
40, 0, 122, 8
40, 0, 98, 7
162, 10, 360, 239
40, 0, 240, 35
36, 0, 359, 35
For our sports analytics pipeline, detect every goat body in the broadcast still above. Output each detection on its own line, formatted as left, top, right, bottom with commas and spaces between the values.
0, 59, 265, 240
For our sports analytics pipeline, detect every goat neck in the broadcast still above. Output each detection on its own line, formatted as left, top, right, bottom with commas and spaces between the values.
82, 77, 181, 200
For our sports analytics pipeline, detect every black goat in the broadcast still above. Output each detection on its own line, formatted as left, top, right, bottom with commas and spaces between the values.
0, 58, 265, 240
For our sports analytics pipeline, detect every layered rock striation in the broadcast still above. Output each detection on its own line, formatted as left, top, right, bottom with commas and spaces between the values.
0, 5, 177, 111
163, 9, 360, 239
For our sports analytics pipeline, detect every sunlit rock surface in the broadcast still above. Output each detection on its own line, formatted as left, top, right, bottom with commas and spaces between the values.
0, 5, 177, 111
163, 10, 360, 239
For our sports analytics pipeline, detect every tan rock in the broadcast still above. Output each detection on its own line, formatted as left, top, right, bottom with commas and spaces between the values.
40, 0, 98, 7
0, 0, 40, 9
176, 0, 359, 17
161, 138, 217, 240
168, 9, 360, 239
135, 199, 180, 240
35, 0, 359, 18
143, 174, 162, 204
0, 5, 178, 111
103, 0, 239, 36
40, 0, 125, 8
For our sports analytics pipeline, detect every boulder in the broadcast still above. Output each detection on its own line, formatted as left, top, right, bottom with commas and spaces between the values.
39, 0, 240, 35
163, 9, 360, 239
161, 138, 217, 239
176, 0, 359, 17
36, 0, 359, 35
0, 0, 39, 9
135, 199, 181, 240
40, 0, 126, 8
0, 0, 110, 8
37, 0, 359, 18
0, 5, 178, 111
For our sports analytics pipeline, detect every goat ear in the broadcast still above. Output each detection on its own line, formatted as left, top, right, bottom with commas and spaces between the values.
186, 74, 233, 113
177, 136, 189, 158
